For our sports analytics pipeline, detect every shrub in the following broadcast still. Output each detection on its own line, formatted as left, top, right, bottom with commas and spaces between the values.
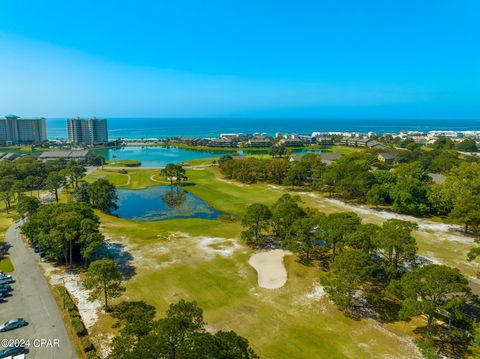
71, 317, 87, 337
80, 337, 95, 352
86, 352, 100, 359
217, 214, 237, 222
68, 309, 81, 319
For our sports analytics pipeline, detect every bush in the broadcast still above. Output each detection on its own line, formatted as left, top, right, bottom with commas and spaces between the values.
86, 352, 100, 359
71, 317, 87, 337
80, 337, 95, 352
65, 302, 77, 311
217, 214, 237, 222
68, 309, 81, 319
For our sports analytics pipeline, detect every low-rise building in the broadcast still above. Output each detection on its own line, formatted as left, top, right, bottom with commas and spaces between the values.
0, 152, 17, 161
289, 154, 304, 162
208, 138, 235, 147
279, 138, 304, 147
428, 173, 446, 184
39, 150, 88, 162
315, 137, 335, 146
245, 136, 273, 148
377, 152, 400, 163
341, 137, 388, 149
320, 152, 342, 165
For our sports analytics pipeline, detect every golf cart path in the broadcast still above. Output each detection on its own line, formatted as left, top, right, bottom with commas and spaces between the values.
0, 222, 77, 359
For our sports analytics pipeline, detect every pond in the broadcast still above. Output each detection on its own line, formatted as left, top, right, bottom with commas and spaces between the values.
96, 146, 325, 167
97, 146, 228, 167
114, 186, 222, 221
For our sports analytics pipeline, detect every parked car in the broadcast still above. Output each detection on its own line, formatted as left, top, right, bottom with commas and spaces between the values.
0, 277, 13, 285
0, 346, 28, 358
0, 285, 12, 291
0, 287, 12, 294
0, 272, 12, 280
0, 318, 28, 332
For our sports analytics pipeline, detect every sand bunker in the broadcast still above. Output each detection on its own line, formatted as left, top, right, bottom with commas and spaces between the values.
249, 249, 289, 289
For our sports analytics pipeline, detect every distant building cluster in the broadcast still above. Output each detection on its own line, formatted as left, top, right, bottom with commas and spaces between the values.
119, 128, 480, 152
0, 114, 109, 146
0, 114, 47, 145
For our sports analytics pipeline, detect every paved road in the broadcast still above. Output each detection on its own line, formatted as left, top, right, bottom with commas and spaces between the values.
0, 222, 77, 359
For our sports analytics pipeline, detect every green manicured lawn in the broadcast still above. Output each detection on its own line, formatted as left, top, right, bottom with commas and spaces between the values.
87, 167, 479, 280
85, 168, 170, 189
95, 213, 420, 358
0, 203, 15, 273
0, 202, 14, 243
0, 257, 14, 273
87, 167, 426, 358
328, 145, 363, 155
107, 159, 142, 167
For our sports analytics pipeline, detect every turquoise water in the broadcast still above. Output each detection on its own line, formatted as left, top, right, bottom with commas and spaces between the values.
97, 146, 228, 167
114, 186, 222, 221
46, 118, 480, 140
97, 146, 323, 167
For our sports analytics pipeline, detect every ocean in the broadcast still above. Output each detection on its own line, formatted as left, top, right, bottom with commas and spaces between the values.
46, 118, 480, 140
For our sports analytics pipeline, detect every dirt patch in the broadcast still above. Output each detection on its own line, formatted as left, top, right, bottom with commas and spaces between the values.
305, 284, 325, 300
195, 236, 243, 259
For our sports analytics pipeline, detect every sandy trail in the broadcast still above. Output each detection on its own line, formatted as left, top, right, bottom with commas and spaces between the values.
295, 190, 471, 241
40, 262, 101, 329
249, 249, 290, 289
150, 174, 163, 182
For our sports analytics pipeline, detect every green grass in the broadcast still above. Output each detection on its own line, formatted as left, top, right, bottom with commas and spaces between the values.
96, 213, 420, 358
87, 167, 480, 278
0, 257, 14, 273
107, 160, 142, 167
0, 202, 15, 273
87, 166, 427, 358
85, 168, 169, 189
327, 145, 364, 155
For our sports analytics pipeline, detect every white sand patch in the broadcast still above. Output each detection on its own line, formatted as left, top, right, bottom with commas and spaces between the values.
305, 285, 325, 300
96, 333, 114, 358
324, 197, 464, 235
299, 192, 475, 247
40, 262, 101, 329
372, 322, 423, 359
149, 174, 163, 183
248, 249, 290, 289
266, 184, 284, 191
216, 176, 248, 187
196, 237, 242, 259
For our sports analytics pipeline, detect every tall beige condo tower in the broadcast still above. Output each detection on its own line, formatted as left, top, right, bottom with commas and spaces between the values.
67, 117, 108, 145
0, 114, 47, 145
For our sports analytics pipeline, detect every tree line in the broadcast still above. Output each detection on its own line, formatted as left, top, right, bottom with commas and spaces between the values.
242, 196, 477, 357
220, 150, 480, 232
107, 299, 258, 359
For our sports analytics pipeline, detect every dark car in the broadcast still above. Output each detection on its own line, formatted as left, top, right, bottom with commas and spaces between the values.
0, 273, 12, 280
0, 287, 11, 294
0, 318, 28, 332
0, 278, 13, 285
0, 346, 28, 358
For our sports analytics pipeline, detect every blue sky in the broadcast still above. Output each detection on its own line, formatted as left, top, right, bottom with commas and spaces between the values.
0, 0, 479, 118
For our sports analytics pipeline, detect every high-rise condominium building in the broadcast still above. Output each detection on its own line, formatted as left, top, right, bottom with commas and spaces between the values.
0, 114, 47, 145
67, 117, 108, 145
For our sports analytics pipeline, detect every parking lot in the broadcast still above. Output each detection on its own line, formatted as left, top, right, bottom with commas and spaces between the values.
0, 222, 76, 359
